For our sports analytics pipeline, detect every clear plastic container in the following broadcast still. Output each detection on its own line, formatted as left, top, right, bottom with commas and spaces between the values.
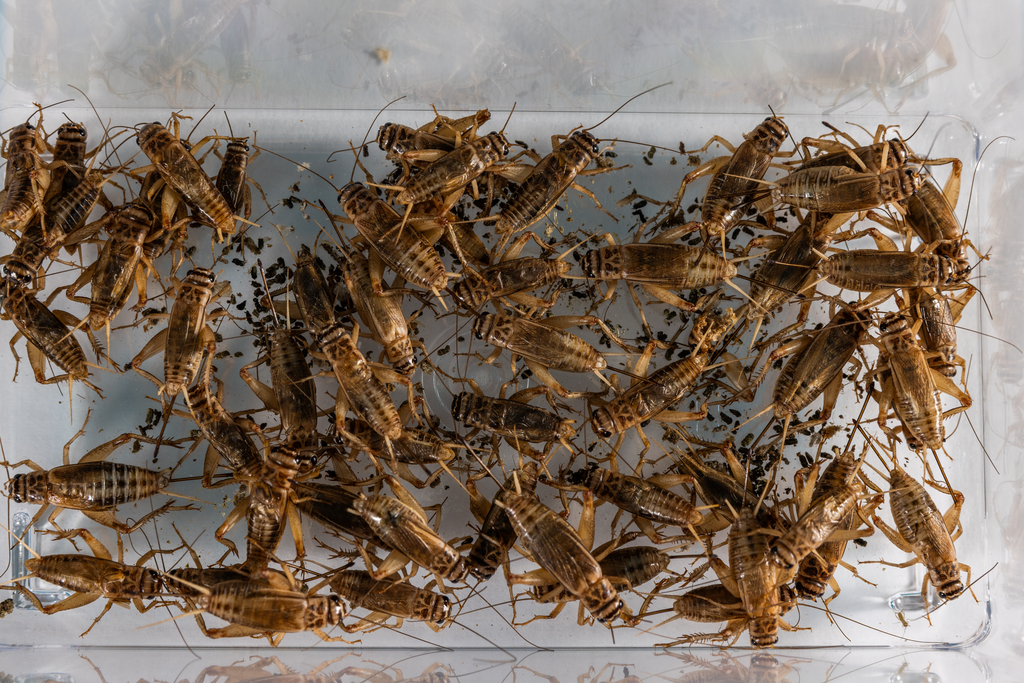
1, 1, 1023, 681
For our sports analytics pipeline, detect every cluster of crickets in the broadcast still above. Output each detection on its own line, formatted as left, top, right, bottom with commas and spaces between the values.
0, 99, 979, 649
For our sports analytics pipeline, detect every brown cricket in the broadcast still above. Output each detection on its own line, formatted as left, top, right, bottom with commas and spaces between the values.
336, 182, 448, 298
503, 492, 627, 624
467, 462, 540, 581
136, 122, 236, 240
793, 450, 864, 601
352, 492, 470, 583
328, 569, 452, 632
130, 267, 221, 397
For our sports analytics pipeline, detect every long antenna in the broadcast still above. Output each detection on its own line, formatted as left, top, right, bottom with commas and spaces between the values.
584, 82, 672, 134
257, 259, 282, 328
185, 103, 217, 142
499, 102, 516, 135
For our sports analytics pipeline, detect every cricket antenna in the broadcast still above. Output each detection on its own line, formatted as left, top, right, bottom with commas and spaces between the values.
327, 96, 407, 181
500, 102, 516, 135
186, 103, 217, 142
962, 136, 1014, 242
905, 111, 929, 144
253, 145, 340, 193
256, 259, 283, 329
585, 82, 672, 134
151, 393, 179, 467
15, 98, 74, 132
0, 515, 42, 567
68, 84, 130, 173
1, 433, 13, 576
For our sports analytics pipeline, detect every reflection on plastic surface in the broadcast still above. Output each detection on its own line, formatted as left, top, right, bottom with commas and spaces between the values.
15, 676, 74, 683
0, 649, 997, 683
892, 668, 941, 683
11, 511, 72, 610
763, 0, 958, 112
986, 145, 1024, 664
0, 0, 1004, 114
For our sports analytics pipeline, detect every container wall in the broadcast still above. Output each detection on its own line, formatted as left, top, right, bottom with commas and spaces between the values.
0, 0, 1015, 117
0, 0, 1022, 678
0, 647, 1000, 683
